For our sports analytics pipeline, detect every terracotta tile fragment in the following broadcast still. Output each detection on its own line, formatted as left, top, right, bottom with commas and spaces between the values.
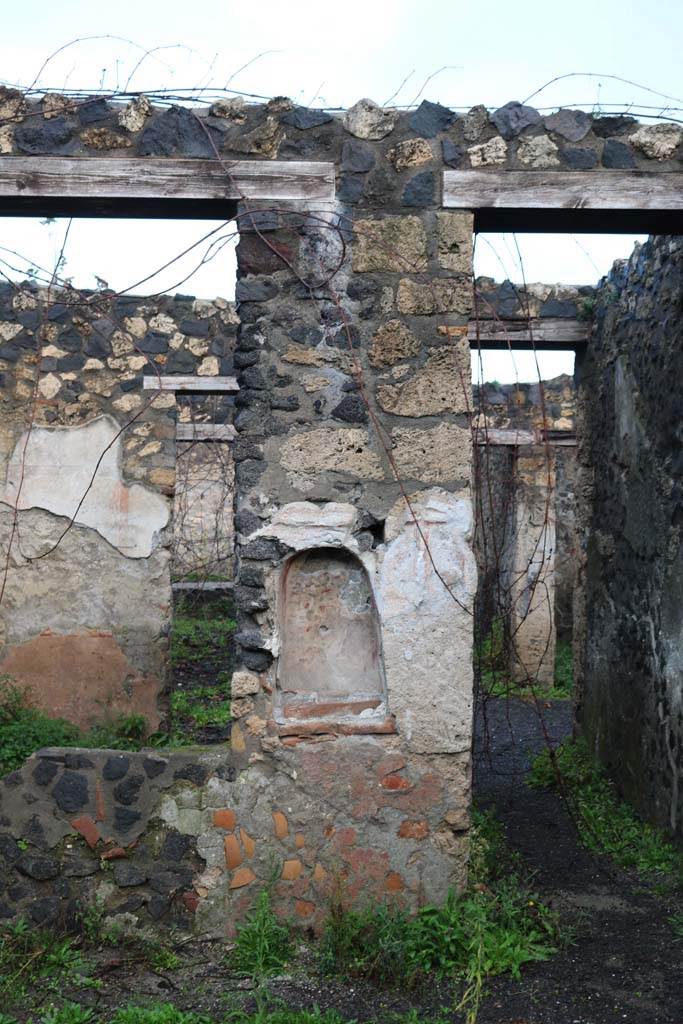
224, 834, 243, 870
295, 832, 306, 849
385, 871, 405, 892
272, 810, 289, 838
313, 862, 327, 885
281, 858, 303, 880
101, 845, 127, 860
182, 890, 200, 913
70, 814, 100, 849
380, 774, 412, 791
213, 809, 237, 830
240, 828, 256, 858
230, 866, 256, 889
397, 818, 430, 839
295, 899, 316, 918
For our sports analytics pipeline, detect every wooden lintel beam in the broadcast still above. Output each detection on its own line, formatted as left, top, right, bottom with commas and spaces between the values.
468, 317, 588, 351
474, 427, 576, 447
0, 157, 335, 203
143, 375, 238, 392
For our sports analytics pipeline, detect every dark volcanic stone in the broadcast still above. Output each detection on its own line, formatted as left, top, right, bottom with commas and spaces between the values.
15, 116, 73, 154
442, 138, 465, 168
409, 100, 456, 138
337, 175, 365, 204
33, 759, 59, 787
241, 648, 273, 672
332, 394, 368, 423
147, 895, 171, 920
234, 509, 261, 536
143, 757, 167, 780
173, 763, 208, 786
62, 858, 99, 878
179, 318, 209, 337
138, 106, 219, 158
235, 278, 279, 303
602, 139, 636, 169
29, 896, 60, 924
52, 771, 88, 813
242, 537, 289, 560
84, 331, 111, 358
159, 832, 192, 861
563, 147, 598, 170
341, 140, 375, 173
0, 902, 14, 919
234, 629, 267, 651
113, 773, 145, 806
114, 807, 141, 833
591, 115, 637, 138
403, 170, 435, 207
138, 331, 169, 354
234, 585, 268, 611
77, 98, 111, 125
0, 834, 21, 864
113, 862, 148, 887
239, 564, 264, 587
281, 106, 333, 130
149, 870, 187, 894
540, 297, 577, 317
103, 755, 130, 781
22, 815, 47, 850
16, 853, 60, 880
491, 101, 541, 140
543, 109, 591, 142
269, 394, 300, 411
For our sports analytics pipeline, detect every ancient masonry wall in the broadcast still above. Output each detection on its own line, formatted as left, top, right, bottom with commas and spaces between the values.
0, 90, 681, 933
575, 236, 683, 836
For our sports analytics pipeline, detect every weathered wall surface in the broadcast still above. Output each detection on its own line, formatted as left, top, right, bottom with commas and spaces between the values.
0, 285, 235, 727
575, 236, 683, 835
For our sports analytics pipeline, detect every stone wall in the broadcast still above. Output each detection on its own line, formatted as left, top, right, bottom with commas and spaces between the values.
0, 285, 236, 727
575, 236, 683, 835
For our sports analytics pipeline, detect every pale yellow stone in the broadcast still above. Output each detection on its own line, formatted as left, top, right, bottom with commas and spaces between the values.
127, 355, 147, 370
231, 670, 261, 697
437, 213, 474, 273
197, 356, 219, 376
188, 337, 210, 357
0, 323, 22, 343
193, 299, 217, 318
148, 313, 176, 335
60, 372, 77, 381
352, 216, 427, 273
245, 714, 267, 735
124, 317, 147, 339
83, 358, 105, 371
280, 428, 383, 481
12, 290, 37, 312
630, 123, 683, 160
132, 423, 153, 437
38, 374, 61, 399
392, 422, 471, 483
0, 125, 14, 154
302, 374, 332, 393
111, 331, 134, 356
517, 135, 559, 169
112, 393, 142, 412
230, 697, 255, 719
387, 138, 433, 170
468, 136, 507, 167
282, 344, 326, 366
397, 278, 471, 316
117, 95, 152, 133
41, 345, 67, 358
377, 345, 470, 417
41, 94, 72, 119
148, 467, 175, 488
15, 381, 33, 400
169, 332, 185, 350
150, 392, 176, 409
369, 319, 420, 368
139, 441, 162, 457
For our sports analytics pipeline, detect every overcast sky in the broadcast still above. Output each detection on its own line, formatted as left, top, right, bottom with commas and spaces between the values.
2, 0, 680, 381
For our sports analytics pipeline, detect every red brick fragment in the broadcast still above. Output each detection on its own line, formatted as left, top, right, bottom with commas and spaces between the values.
385, 872, 405, 892
70, 814, 100, 849
295, 899, 316, 918
397, 819, 429, 840
182, 890, 199, 913
224, 834, 243, 870
213, 809, 237, 830
272, 810, 289, 838
380, 774, 412, 791
230, 867, 256, 889
101, 845, 127, 860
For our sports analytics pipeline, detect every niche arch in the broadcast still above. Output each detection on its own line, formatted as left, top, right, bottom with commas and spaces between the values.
276, 546, 386, 722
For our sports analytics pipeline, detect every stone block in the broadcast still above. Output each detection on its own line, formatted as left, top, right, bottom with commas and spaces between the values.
437, 213, 474, 273
352, 216, 427, 273
397, 278, 471, 316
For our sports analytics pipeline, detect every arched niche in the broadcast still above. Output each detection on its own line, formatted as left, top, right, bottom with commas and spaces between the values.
277, 547, 385, 720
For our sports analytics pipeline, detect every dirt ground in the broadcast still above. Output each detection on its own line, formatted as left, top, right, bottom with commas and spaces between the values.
59, 697, 681, 1024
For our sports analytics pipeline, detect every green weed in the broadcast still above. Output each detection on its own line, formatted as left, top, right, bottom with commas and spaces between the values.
0, 917, 92, 1013
225, 1011, 347, 1024
39, 1003, 96, 1024
528, 737, 682, 876
475, 624, 573, 701
110, 1006, 212, 1024
170, 596, 236, 667
231, 887, 292, 979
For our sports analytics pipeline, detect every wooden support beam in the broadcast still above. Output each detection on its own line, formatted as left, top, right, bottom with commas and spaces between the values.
0, 157, 335, 203
143, 375, 238, 392
468, 317, 588, 350
175, 423, 236, 441
474, 427, 576, 447
444, 169, 683, 211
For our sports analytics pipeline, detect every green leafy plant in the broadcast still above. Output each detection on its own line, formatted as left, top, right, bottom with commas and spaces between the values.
475, 624, 573, 701
225, 1011, 348, 1024
39, 1003, 96, 1024
0, 918, 93, 1012
231, 887, 292, 979
110, 1005, 212, 1024
529, 737, 682, 876
170, 596, 236, 667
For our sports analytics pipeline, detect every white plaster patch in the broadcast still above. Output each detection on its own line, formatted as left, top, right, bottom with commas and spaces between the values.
376, 488, 477, 754
257, 501, 360, 551
2, 415, 169, 558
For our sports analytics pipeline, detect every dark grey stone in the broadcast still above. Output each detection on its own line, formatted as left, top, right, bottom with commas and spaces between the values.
52, 771, 88, 814
591, 115, 637, 138
22, 815, 47, 850
179, 318, 209, 337
242, 649, 273, 672
29, 896, 60, 924
235, 278, 279, 303
113, 862, 148, 887
143, 757, 167, 780
234, 629, 267, 650
543, 109, 591, 142
337, 175, 365, 204
113, 774, 145, 806
138, 332, 169, 354
409, 100, 456, 138
233, 585, 268, 612
159, 832, 192, 861
242, 537, 290, 560
103, 755, 130, 781
33, 759, 59, 787
57, 353, 85, 372
15, 116, 73, 154
147, 895, 171, 920
239, 565, 264, 587
0, 834, 21, 864
562, 147, 598, 170
332, 394, 368, 423
341, 140, 375, 173
403, 170, 435, 207
16, 853, 60, 880
149, 870, 187, 894
442, 138, 465, 168
114, 807, 141, 833
62, 858, 99, 878
77, 98, 111, 125
540, 297, 577, 317
138, 106, 219, 158
490, 101, 541, 140
84, 330, 110, 357
269, 394, 300, 411
602, 139, 636, 169
3, 772, 22, 788
234, 509, 261, 536
281, 106, 333, 130
173, 764, 208, 786
166, 348, 196, 373
234, 350, 260, 368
